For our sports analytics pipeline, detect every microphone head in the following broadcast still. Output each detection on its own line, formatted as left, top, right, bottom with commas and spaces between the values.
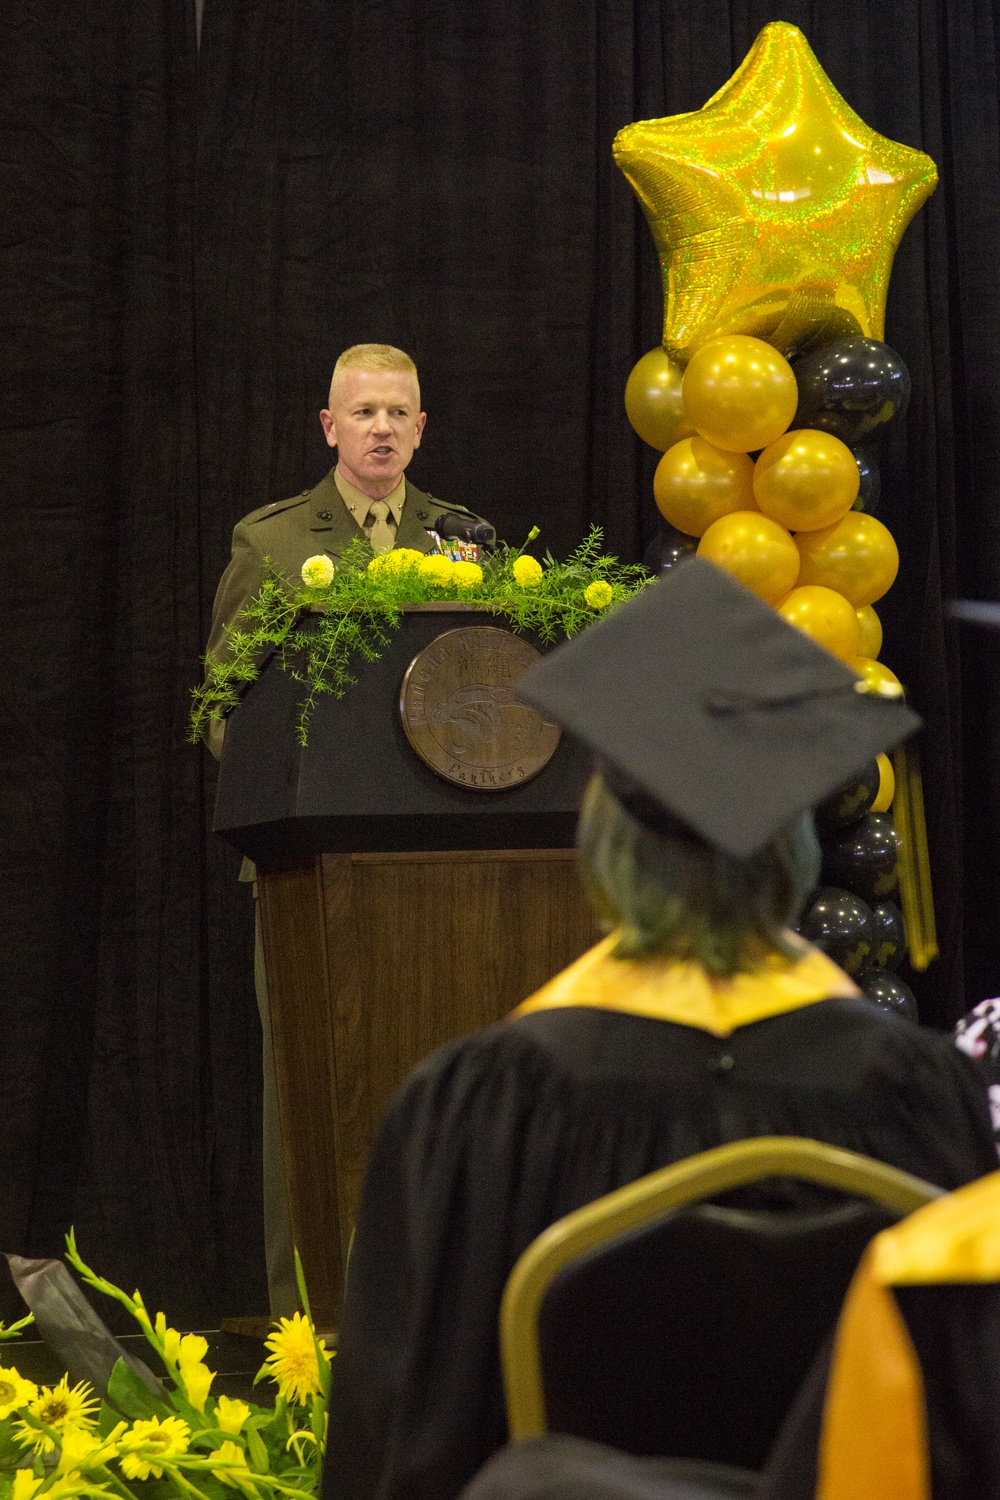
433, 513, 496, 546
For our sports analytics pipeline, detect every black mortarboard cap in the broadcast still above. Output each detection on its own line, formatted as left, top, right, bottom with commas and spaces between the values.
518, 556, 920, 858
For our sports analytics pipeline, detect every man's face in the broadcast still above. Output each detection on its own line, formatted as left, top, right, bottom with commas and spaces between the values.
319, 368, 426, 495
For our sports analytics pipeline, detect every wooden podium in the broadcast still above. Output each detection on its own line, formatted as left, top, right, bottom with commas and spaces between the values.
214, 610, 598, 1327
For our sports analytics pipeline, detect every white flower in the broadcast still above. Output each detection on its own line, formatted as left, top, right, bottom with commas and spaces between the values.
301, 555, 335, 588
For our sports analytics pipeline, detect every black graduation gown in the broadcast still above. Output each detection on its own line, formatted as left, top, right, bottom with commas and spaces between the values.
758, 1205, 1000, 1499
322, 1000, 996, 1500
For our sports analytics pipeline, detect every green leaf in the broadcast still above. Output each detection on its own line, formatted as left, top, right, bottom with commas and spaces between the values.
245, 1424, 271, 1474
107, 1357, 173, 1420
96, 1400, 121, 1438
189, 1430, 231, 1452
0, 1419, 24, 1470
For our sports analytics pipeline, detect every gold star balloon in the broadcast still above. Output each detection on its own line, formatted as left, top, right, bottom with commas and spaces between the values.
614, 22, 938, 363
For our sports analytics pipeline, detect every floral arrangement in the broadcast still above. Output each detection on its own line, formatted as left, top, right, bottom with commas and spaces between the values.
0, 1236, 328, 1500
190, 527, 650, 745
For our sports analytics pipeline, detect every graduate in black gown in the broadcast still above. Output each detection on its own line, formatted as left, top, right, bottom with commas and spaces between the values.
751, 1165, 1000, 1500
322, 560, 996, 1500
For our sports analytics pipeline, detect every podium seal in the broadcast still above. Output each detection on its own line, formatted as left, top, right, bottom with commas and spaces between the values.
400, 626, 561, 789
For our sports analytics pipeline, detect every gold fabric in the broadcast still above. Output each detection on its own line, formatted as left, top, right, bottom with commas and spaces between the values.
512, 932, 858, 1036
818, 1243, 930, 1500
817, 1169, 1000, 1499
613, 21, 938, 363
872, 1167, 1000, 1286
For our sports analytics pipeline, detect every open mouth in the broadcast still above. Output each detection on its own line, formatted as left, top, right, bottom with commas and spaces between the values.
370, 445, 395, 457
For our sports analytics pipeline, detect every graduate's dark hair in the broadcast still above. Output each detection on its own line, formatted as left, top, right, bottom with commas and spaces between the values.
576, 772, 821, 977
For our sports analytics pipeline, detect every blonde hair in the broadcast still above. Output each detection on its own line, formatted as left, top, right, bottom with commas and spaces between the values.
329, 344, 419, 402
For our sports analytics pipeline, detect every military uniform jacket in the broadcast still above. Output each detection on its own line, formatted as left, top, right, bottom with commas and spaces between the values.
205, 469, 492, 668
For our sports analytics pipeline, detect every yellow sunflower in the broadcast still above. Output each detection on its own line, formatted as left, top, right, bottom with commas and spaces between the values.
0, 1366, 37, 1419
18, 1379, 99, 1454
117, 1415, 191, 1480
260, 1312, 330, 1404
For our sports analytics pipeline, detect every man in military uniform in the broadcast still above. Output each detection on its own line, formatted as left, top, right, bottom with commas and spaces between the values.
205, 343, 494, 1319
205, 342, 493, 753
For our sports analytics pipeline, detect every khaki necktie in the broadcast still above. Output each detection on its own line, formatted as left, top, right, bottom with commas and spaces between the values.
366, 499, 396, 555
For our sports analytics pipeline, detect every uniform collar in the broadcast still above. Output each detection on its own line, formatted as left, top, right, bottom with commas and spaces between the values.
512, 932, 859, 1036
334, 468, 406, 526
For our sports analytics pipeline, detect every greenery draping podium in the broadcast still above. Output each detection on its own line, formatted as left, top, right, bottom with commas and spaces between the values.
214, 607, 599, 1327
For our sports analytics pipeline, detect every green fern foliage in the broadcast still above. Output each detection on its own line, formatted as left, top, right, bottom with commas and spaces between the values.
191, 529, 651, 745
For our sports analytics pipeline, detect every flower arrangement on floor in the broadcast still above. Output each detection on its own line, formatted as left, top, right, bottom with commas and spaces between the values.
0, 1235, 329, 1500
189, 526, 651, 745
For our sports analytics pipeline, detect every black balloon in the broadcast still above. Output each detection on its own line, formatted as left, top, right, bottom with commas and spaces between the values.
644, 524, 696, 575
799, 887, 875, 976
821, 811, 899, 906
851, 446, 881, 514
792, 337, 911, 445
814, 761, 880, 831
858, 968, 918, 1022
870, 901, 906, 971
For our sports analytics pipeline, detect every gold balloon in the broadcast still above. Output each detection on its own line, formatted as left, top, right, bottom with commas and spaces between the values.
613, 22, 938, 363
795, 513, 899, 607
872, 753, 895, 813
856, 604, 883, 659
653, 436, 755, 536
777, 585, 861, 663
681, 336, 797, 453
697, 511, 800, 603
625, 347, 696, 451
852, 656, 904, 698
754, 429, 859, 531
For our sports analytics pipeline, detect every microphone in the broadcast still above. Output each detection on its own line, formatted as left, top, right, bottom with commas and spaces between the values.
433, 512, 495, 546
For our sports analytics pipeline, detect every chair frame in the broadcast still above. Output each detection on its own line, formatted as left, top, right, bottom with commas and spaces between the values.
500, 1135, 941, 1441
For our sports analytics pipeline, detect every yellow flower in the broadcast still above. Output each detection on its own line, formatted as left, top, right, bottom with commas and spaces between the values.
12, 1472, 43, 1500
260, 1312, 330, 1404
0, 1366, 37, 1419
452, 561, 483, 588
155, 1311, 182, 1366
512, 555, 543, 588
179, 1360, 214, 1413
301, 554, 335, 589
18, 1379, 99, 1453
56, 1423, 125, 1474
170, 1333, 215, 1411
117, 1415, 191, 1480
177, 1334, 209, 1366
211, 1439, 254, 1491
584, 580, 614, 609
376, 547, 424, 574
418, 554, 455, 586
213, 1395, 250, 1435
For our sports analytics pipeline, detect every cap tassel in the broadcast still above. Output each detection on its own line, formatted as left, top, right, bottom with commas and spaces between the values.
891, 744, 938, 971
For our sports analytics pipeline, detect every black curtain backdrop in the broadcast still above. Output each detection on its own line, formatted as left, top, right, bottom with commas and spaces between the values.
3, 0, 1000, 1321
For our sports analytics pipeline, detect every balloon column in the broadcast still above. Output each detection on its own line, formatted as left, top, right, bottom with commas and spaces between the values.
615, 20, 938, 1007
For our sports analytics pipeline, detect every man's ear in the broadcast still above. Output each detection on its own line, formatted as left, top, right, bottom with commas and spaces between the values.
413, 411, 427, 449
319, 409, 337, 450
